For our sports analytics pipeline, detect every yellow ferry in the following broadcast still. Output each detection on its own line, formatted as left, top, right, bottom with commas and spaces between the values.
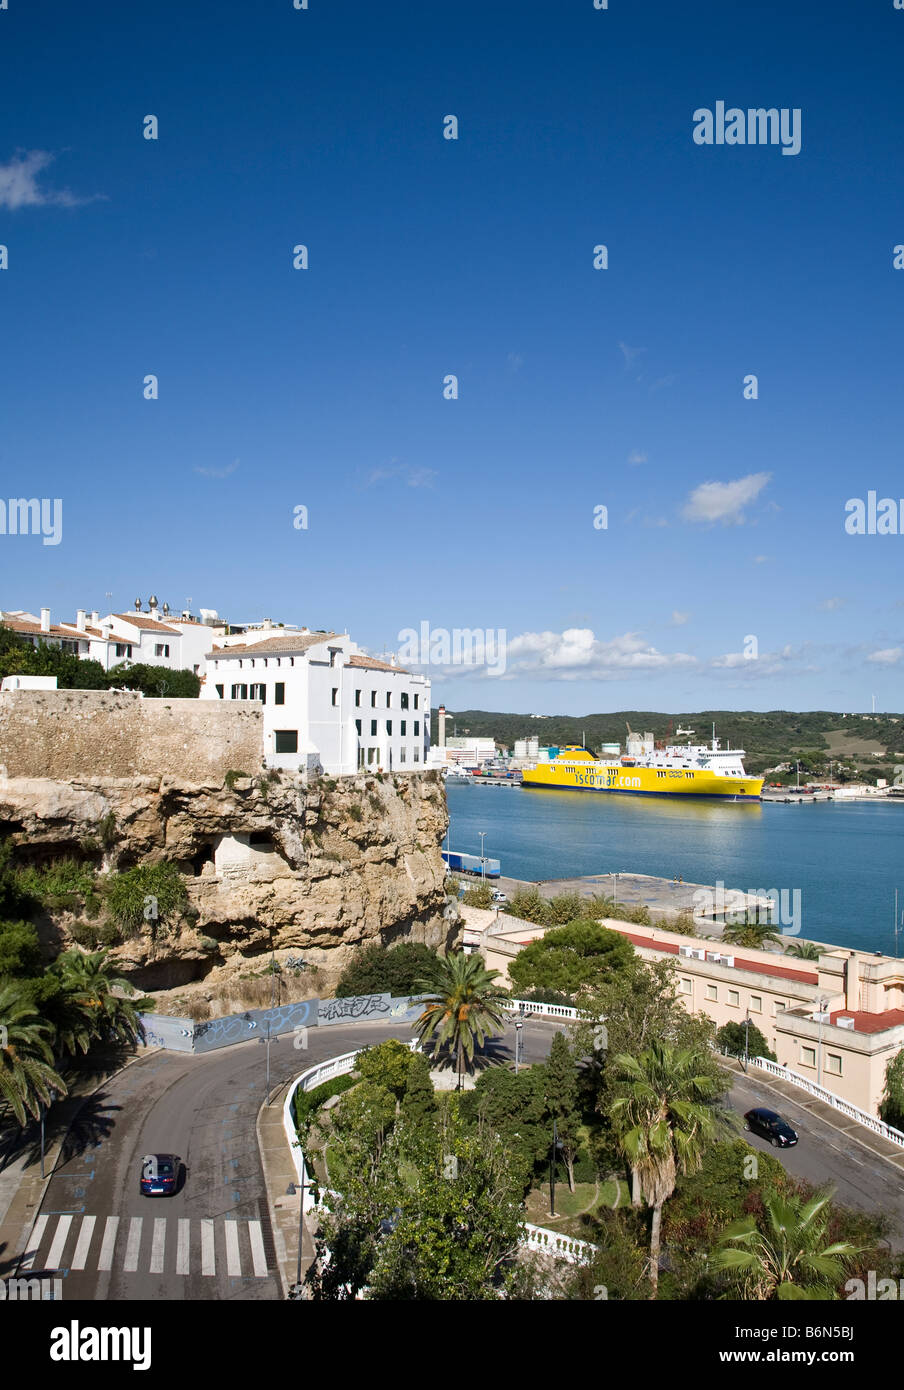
520, 730, 763, 801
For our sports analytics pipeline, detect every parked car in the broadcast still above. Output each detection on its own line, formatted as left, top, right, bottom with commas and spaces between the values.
140, 1153, 179, 1196
743, 1108, 798, 1147
492, 890, 507, 905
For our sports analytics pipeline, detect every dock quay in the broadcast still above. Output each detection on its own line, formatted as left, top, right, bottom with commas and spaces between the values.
493, 871, 776, 940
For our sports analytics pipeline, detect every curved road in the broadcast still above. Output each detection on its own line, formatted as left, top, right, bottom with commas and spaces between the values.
20, 1020, 904, 1301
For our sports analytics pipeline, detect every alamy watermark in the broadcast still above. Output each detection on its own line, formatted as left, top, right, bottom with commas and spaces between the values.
0, 1273, 63, 1301
692, 880, 801, 936
0, 498, 62, 546
397, 622, 506, 675
844, 492, 904, 535
693, 103, 801, 156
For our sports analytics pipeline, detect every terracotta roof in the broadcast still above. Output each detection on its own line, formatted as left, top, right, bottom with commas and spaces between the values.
346, 653, 410, 674
206, 632, 341, 658
112, 613, 180, 635
1, 617, 80, 639
58, 623, 120, 642
617, 929, 819, 985
829, 1009, 904, 1035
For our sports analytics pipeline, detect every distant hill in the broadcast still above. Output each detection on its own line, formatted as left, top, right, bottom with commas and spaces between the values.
430, 708, 904, 779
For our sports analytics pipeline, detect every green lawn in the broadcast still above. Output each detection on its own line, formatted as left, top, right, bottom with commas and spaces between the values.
524, 1175, 627, 1238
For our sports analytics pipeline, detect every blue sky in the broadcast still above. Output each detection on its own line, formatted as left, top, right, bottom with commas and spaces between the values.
2, 0, 903, 714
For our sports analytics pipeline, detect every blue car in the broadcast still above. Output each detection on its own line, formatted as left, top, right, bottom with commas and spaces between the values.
140, 1153, 178, 1196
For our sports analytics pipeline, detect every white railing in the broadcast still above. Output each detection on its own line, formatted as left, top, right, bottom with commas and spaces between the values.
523, 1223, 597, 1264
750, 1056, 904, 1149
503, 999, 582, 1021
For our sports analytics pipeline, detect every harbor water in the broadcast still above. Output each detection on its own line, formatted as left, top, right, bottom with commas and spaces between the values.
445, 784, 904, 956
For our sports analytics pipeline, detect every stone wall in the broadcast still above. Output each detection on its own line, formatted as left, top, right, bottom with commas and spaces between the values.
0, 689, 263, 782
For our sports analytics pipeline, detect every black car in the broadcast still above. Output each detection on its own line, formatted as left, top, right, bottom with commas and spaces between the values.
744, 1108, 798, 1147
140, 1153, 178, 1196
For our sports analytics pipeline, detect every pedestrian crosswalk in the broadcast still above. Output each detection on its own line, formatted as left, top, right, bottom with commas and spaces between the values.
19, 1212, 273, 1280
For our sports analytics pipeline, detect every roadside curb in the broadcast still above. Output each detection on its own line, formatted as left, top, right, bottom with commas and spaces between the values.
256, 1082, 315, 1300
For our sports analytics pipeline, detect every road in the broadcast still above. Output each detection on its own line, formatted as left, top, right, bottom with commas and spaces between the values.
19, 1017, 561, 1301
18, 1018, 904, 1301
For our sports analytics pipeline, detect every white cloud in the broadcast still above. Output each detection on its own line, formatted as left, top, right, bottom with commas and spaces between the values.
671, 611, 690, 626
503, 628, 696, 681
0, 150, 99, 210
753, 555, 769, 564
627, 450, 647, 466
819, 597, 845, 611
867, 647, 902, 666
365, 462, 437, 489
194, 458, 239, 479
682, 472, 771, 525
618, 342, 644, 367
710, 643, 819, 679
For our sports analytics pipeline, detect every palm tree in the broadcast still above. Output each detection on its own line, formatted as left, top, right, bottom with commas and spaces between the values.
784, 940, 821, 960
0, 982, 68, 1126
711, 1189, 864, 1299
412, 952, 509, 1088
608, 1039, 723, 1298
721, 918, 782, 951
51, 949, 147, 1049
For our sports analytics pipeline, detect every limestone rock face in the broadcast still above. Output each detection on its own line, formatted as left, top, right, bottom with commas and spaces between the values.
0, 769, 455, 993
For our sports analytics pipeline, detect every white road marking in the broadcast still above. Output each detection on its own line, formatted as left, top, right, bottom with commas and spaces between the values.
97, 1215, 119, 1271
46, 1215, 72, 1269
149, 1217, 166, 1273
176, 1218, 190, 1275
123, 1217, 143, 1273
20, 1214, 49, 1270
71, 1215, 97, 1270
224, 1219, 241, 1277
201, 1218, 215, 1275
248, 1220, 268, 1278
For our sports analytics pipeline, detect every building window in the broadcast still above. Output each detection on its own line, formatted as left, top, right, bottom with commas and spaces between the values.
386, 721, 392, 735
800, 1045, 816, 1068
370, 720, 377, 736
414, 749, 419, 762
705, 984, 717, 1001
401, 693, 409, 709
414, 720, 420, 735
355, 690, 361, 707
679, 977, 692, 995
728, 989, 739, 1007
274, 730, 298, 753
825, 1053, 843, 1076
115, 643, 133, 658
250, 683, 266, 703
750, 995, 762, 1013
386, 692, 392, 707
61, 639, 80, 655
773, 1001, 786, 1015
154, 643, 170, 658
355, 720, 362, 736
231, 683, 249, 700
400, 720, 407, 735
215, 684, 224, 699
414, 695, 419, 709
329, 648, 339, 666
371, 691, 377, 707
274, 683, 285, 705
331, 687, 338, 706
399, 747, 407, 763
368, 747, 378, 766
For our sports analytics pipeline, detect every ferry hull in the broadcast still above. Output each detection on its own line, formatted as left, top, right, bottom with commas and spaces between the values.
521, 764, 763, 800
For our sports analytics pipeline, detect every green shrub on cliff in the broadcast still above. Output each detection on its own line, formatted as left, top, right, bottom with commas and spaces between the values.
105, 861, 188, 935
334, 941, 440, 998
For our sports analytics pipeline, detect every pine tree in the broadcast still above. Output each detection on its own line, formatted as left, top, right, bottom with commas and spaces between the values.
543, 1032, 582, 1192
400, 1049, 438, 1128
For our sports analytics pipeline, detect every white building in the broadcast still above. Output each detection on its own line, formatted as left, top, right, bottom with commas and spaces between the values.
201, 629, 431, 775
0, 599, 226, 676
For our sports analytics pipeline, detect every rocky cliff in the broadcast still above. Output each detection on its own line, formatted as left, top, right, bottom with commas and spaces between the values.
0, 768, 456, 1001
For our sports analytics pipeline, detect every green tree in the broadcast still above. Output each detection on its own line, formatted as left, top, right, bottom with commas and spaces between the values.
0, 981, 68, 1125
721, 918, 782, 951
784, 940, 821, 960
462, 881, 494, 908
0, 921, 43, 978
356, 1039, 414, 1100
880, 1048, 904, 1131
508, 919, 634, 999
399, 1049, 438, 1129
105, 663, 200, 697
459, 1064, 549, 1172
608, 1039, 724, 1298
334, 941, 439, 998
542, 1032, 583, 1191
506, 887, 551, 925
412, 952, 509, 1088
715, 1020, 776, 1064
711, 1190, 865, 1300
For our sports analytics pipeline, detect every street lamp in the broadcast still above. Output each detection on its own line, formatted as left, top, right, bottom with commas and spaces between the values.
286, 1174, 307, 1295
742, 1013, 752, 1073
479, 830, 487, 881
549, 1119, 564, 1218
514, 1016, 524, 1075
265, 956, 282, 1105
